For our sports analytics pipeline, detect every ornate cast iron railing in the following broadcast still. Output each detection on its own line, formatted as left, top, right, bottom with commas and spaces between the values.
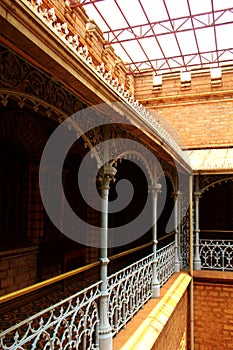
107, 241, 175, 335
157, 241, 176, 286
200, 239, 233, 271
0, 241, 176, 349
107, 253, 154, 335
0, 282, 101, 350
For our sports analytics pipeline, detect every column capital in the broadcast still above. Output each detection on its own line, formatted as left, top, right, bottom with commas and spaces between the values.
194, 190, 202, 197
149, 182, 162, 196
172, 190, 182, 199
97, 163, 117, 190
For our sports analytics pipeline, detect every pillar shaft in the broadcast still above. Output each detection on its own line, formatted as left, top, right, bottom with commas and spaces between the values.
97, 164, 116, 350
174, 191, 182, 272
194, 175, 202, 270
151, 183, 161, 298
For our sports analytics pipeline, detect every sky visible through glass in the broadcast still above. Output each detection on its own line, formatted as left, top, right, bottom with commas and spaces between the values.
82, 0, 233, 74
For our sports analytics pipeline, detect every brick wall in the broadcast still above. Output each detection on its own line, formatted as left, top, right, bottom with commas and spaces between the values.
152, 289, 189, 350
0, 247, 38, 296
134, 68, 233, 149
194, 271, 233, 350
43, 0, 134, 94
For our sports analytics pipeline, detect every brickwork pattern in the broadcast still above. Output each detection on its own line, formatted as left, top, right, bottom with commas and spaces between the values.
134, 70, 233, 149
0, 248, 38, 296
194, 281, 233, 350
152, 290, 189, 350
43, 0, 134, 94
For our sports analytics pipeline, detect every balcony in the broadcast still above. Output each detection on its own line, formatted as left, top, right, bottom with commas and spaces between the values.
199, 239, 233, 271
0, 241, 177, 349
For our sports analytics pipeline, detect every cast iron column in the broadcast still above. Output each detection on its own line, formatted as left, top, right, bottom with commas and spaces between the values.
151, 183, 161, 298
194, 175, 202, 270
174, 191, 181, 272
97, 164, 116, 350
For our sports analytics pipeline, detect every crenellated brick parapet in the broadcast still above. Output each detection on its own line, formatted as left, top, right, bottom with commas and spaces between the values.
134, 67, 233, 149
35, 0, 134, 95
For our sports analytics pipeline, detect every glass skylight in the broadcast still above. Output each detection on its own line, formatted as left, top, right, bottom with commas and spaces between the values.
76, 0, 233, 74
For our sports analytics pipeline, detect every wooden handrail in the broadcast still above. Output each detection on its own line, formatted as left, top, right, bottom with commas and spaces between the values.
200, 229, 233, 233
158, 231, 175, 242
109, 242, 152, 261
0, 237, 171, 304
0, 261, 100, 304
0, 242, 151, 304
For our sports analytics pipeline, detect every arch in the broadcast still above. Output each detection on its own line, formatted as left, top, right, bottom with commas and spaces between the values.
110, 150, 154, 186
0, 138, 29, 244
199, 179, 233, 240
200, 176, 233, 194
0, 108, 47, 161
160, 170, 177, 192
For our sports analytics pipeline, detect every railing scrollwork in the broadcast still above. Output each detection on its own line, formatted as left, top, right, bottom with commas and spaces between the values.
0, 241, 176, 349
199, 239, 233, 271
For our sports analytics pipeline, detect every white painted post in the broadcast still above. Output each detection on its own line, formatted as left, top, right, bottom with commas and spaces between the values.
97, 164, 116, 350
151, 183, 161, 298
174, 191, 181, 272
194, 175, 202, 270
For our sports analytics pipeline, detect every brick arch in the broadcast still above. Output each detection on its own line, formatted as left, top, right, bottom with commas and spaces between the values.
0, 109, 47, 160
0, 109, 49, 246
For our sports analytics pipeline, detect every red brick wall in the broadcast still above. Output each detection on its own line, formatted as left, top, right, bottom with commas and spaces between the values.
0, 247, 38, 296
194, 272, 233, 350
134, 69, 233, 149
152, 289, 189, 350
43, 0, 134, 94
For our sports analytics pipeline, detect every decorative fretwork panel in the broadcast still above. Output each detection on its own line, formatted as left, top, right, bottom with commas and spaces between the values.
199, 174, 233, 194
157, 241, 175, 286
0, 43, 86, 118
180, 194, 190, 268
107, 253, 153, 336
0, 282, 101, 350
0, 241, 177, 348
200, 239, 233, 271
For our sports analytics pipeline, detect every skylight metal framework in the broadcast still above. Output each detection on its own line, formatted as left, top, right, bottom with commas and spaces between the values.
71, 0, 233, 74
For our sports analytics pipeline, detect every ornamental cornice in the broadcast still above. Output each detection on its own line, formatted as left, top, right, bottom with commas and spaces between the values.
0, 0, 190, 170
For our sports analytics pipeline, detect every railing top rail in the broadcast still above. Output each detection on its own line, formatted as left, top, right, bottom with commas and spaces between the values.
109, 242, 152, 261
0, 241, 153, 304
0, 260, 100, 305
157, 240, 176, 253
158, 231, 175, 243
200, 239, 233, 242
107, 252, 154, 281
0, 280, 102, 337
200, 229, 233, 233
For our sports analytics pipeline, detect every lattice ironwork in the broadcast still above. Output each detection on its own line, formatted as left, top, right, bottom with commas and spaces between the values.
200, 239, 233, 271
107, 253, 154, 335
199, 174, 233, 194
0, 242, 177, 348
0, 282, 101, 350
157, 241, 176, 286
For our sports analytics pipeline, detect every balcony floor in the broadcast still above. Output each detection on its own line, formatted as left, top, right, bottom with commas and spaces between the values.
113, 271, 191, 350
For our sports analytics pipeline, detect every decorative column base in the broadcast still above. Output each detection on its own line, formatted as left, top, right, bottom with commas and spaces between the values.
194, 259, 202, 270
175, 260, 181, 273
99, 330, 112, 350
152, 260, 160, 298
152, 282, 160, 298
98, 282, 113, 350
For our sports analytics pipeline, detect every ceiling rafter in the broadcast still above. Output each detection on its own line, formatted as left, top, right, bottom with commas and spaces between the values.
75, 1, 233, 74
126, 49, 233, 73
70, 0, 105, 8
103, 9, 233, 44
